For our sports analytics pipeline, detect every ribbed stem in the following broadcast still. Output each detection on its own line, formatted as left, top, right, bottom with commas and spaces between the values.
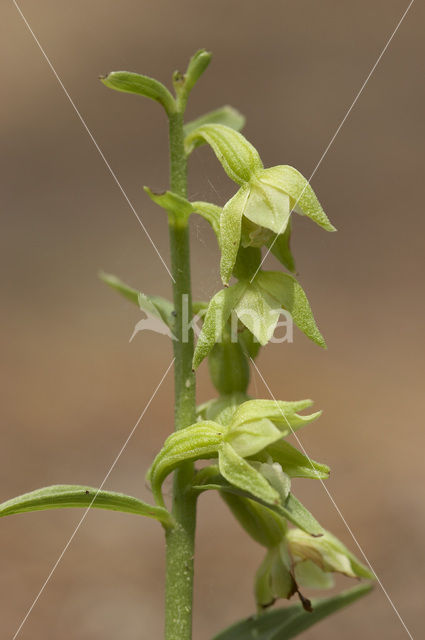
164, 110, 197, 640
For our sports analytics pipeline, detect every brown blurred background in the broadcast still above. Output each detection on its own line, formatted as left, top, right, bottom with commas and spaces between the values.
1, 1, 424, 638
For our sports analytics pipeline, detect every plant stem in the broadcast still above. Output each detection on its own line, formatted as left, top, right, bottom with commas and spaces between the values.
164, 110, 197, 640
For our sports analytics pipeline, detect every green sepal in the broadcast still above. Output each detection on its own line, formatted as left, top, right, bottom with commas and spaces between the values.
100, 71, 175, 115
193, 281, 247, 369
184, 106, 245, 142
185, 124, 263, 185
220, 492, 287, 548
260, 165, 336, 232
211, 583, 373, 640
220, 186, 250, 284
148, 422, 223, 505
144, 187, 194, 220
257, 440, 330, 480
218, 442, 280, 506
0, 485, 173, 528
256, 271, 327, 348
277, 494, 323, 536
192, 468, 324, 536
229, 399, 320, 435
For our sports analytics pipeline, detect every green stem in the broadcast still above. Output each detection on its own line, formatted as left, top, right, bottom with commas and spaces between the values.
164, 110, 197, 640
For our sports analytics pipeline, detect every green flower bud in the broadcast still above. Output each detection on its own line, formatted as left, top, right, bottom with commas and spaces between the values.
100, 71, 175, 116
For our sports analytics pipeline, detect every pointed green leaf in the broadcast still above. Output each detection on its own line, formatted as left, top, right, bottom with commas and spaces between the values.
0, 485, 173, 527
257, 271, 326, 348
193, 282, 247, 369
211, 583, 373, 640
260, 165, 336, 233
185, 124, 263, 185
144, 187, 194, 219
148, 422, 223, 505
99, 272, 174, 327
218, 443, 280, 506
100, 71, 175, 115
184, 106, 245, 140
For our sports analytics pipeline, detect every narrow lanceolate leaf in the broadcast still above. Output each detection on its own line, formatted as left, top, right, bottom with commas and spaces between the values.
193, 282, 247, 369
144, 187, 194, 220
0, 485, 173, 527
257, 271, 327, 348
100, 71, 175, 115
185, 124, 263, 185
218, 443, 280, 506
184, 105, 245, 140
260, 165, 336, 232
148, 422, 223, 505
211, 583, 373, 640
100, 272, 174, 327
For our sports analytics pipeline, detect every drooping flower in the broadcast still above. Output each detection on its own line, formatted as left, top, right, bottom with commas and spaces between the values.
185, 124, 336, 284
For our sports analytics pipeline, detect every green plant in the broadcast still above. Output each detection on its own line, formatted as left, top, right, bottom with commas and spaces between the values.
1, 50, 374, 639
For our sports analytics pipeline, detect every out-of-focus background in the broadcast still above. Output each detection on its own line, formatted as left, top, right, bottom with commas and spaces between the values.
1, 1, 424, 638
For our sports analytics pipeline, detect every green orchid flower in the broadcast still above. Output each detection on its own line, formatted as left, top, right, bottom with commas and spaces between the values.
149, 397, 327, 537
185, 123, 336, 284
193, 246, 326, 369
